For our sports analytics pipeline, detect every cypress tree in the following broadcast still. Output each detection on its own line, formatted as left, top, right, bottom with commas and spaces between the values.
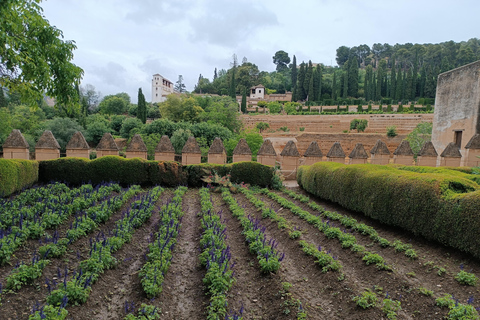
331, 72, 337, 100
342, 67, 348, 99
419, 65, 426, 97
314, 64, 322, 101
291, 55, 297, 90
412, 51, 419, 98
241, 89, 247, 113
405, 68, 414, 102
137, 88, 147, 124
390, 57, 396, 98
297, 62, 306, 100
425, 65, 436, 98
292, 85, 297, 102
229, 68, 236, 99
364, 65, 373, 101
304, 60, 313, 100
348, 56, 359, 97
371, 73, 376, 102
395, 65, 403, 102
375, 60, 386, 101
213, 68, 218, 80
308, 70, 314, 101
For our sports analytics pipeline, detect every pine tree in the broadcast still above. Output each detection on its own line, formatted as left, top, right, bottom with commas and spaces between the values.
241, 89, 247, 113
137, 88, 147, 124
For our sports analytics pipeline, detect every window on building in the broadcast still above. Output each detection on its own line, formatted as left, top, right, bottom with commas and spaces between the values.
156, 94, 158, 97
251, 89, 255, 94
258, 89, 261, 94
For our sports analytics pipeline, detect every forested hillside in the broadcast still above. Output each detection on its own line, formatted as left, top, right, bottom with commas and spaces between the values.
193, 38, 480, 104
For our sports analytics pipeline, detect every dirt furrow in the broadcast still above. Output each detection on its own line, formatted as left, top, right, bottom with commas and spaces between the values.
210, 192, 292, 320
157, 189, 207, 320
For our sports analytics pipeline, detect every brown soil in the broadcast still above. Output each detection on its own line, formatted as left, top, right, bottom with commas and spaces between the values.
1, 186, 480, 319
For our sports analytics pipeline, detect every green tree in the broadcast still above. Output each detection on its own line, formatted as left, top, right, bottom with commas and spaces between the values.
0, 88, 7, 108
390, 57, 396, 98
314, 64, 323, 101
348, 56, 359, 97
0, 0, 83, 107
336, 46, 351, 67
296, 62, 306, 100
256, 122, 270, 133
42, 117, 84, 151
272, 50, 291, 71
98, 96, 127, 115
291, 55, 297, 92
331, 71, 337, 100
137, 88, 147, 124
120, 117, 143, 139
85, 121, 111, 145
364, 65, 373, 101
174, 75, 186, 93
405, 122, 433, 157
171, 128, 192, 154
350, 119, 368, 132
241, 89, 247, 114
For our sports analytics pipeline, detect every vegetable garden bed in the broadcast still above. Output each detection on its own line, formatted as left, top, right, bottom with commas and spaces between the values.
1, 182, 480, 319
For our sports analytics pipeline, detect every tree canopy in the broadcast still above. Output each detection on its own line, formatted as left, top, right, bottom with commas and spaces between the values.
0, 0, 83, 106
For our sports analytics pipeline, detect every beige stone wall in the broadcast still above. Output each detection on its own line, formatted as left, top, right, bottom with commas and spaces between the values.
303, 157, 323, 166
349, 158, 367, 165
440, 157, 462, 167
432, 60, 480, 155
327, 157, 346, 164
182, 153, 201, 165
281, 156, 299, 171
96, 150, 119, 158
370, 154, 390, 165
3, 147, 29, 160
416, 156, 438, 167
393, 155, 415, 166
208, 153, 226, 164
35, 149, 60, 160
464, 149, 480, 167
233, 155, 252, 163
66, 149, 90, 159
126, 151, 147, 159
257, 155, 276, 166
155, 153, 175, 162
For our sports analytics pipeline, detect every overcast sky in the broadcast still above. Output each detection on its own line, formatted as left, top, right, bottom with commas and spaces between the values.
41, 0, 479, 103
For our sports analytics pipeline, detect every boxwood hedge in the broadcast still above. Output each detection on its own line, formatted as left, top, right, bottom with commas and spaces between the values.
297, 162, 480, 259
0, 159, 39, 197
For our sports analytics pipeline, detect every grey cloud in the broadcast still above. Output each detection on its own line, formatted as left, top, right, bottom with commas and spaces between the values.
189, 1, 278, 46
125, 0, 194, 25
92, 62, 127, 88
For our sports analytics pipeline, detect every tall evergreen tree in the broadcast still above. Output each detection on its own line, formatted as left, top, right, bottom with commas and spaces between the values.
411, 52, 419, 99
241, 89, 247, 113
348, 56, 359, 97
375, 60, 386, 101
395, 65, 403, 102
331, 71, 337, 100
372, 73, 376, 101
296, 62, 306, 100
314, 64, 323, 101
137, 88, 147, 124
342, 66, 349, 99
304, 60, 313, 99
364, 65, 372, 101
419, 65, 426, 98
213, 68, 218, 80
307, 72, 314, 101
291, 55, 297, 89
424, 65, 436, 98
405, 68, 414, 102
390, 57, 396, 98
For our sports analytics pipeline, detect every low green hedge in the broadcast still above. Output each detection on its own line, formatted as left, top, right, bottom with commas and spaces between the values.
0, 159, 39, 197
38, 157, 275, 188
297, 162, 480, 259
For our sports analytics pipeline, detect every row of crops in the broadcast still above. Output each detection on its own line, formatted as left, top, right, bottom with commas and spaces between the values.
0, 182, 480, 319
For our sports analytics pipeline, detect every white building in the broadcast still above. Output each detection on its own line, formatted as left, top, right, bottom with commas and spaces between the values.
152, 74, 174, 103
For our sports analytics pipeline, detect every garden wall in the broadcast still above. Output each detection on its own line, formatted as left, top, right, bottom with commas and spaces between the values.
297, 162, 480, 259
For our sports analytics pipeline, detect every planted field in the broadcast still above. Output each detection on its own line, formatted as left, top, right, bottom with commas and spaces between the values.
1, 183, 480, 319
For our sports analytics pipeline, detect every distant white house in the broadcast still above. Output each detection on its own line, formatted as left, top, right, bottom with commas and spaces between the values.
151, 74, 174, 103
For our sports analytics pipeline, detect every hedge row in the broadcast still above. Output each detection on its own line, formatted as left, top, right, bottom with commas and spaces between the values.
297, 162, 480, 259
38, 156, 275, 188
0, 159, 39, 197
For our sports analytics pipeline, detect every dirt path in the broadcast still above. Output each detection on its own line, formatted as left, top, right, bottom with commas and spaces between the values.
158, 189, 208, 319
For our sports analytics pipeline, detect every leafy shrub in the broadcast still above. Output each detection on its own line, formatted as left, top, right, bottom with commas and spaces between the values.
386, 126, 397, 137
350, 119, 368, 132
353, 290, 377, 309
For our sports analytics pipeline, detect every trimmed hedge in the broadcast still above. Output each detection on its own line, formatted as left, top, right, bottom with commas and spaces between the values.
38, 157, 275, 188
0, 159, 39, 197
297, 162, 480, 259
